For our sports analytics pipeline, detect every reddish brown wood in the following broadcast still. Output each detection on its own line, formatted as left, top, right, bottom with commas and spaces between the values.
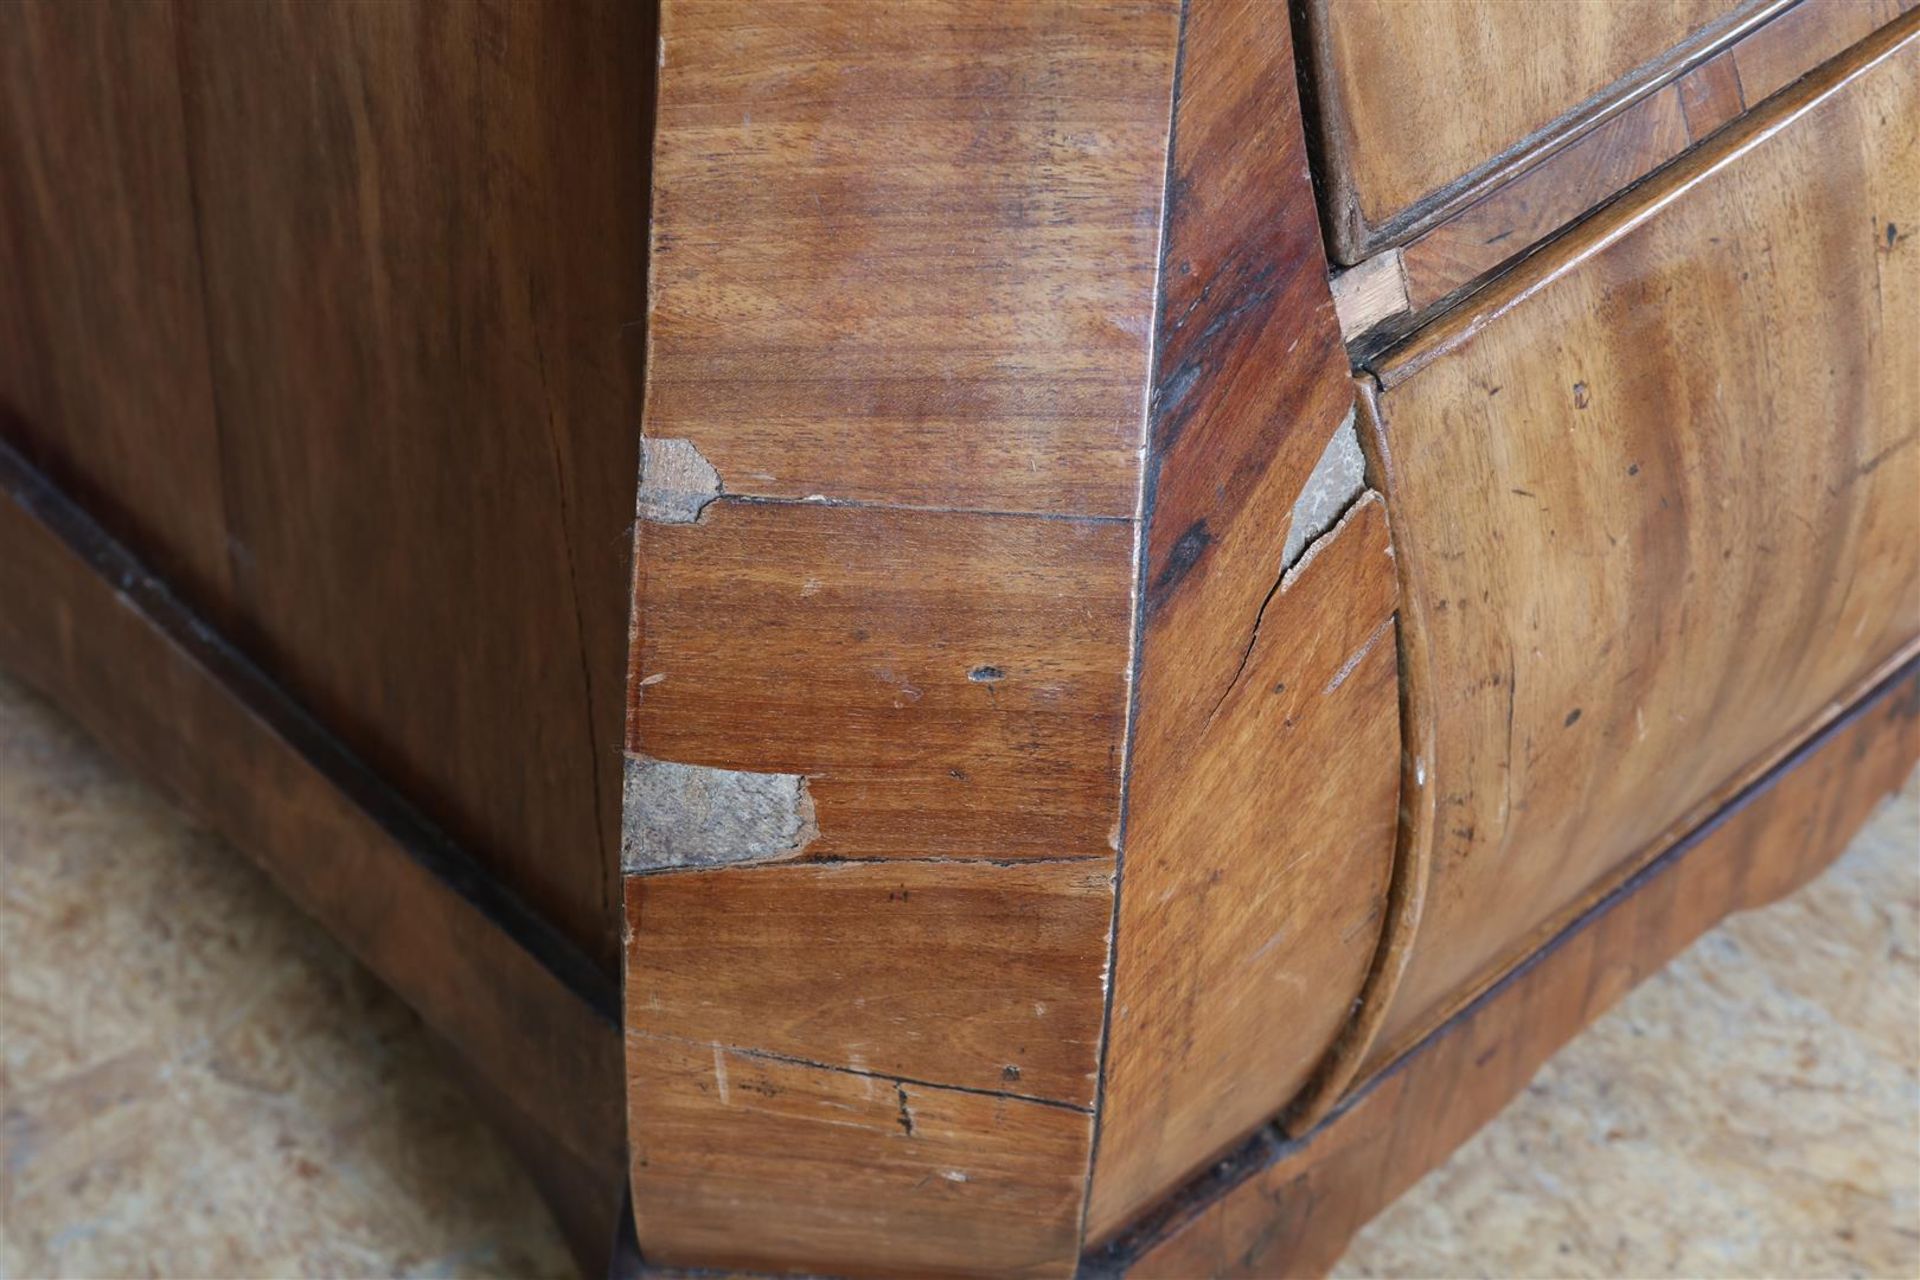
1677, 49, 1746, 137
1086, 0, 1400, 1240
1300, 0, 1776, 260
627, 859, 1113, 1105
1399, 84, 1692, 311
1099, 659, 1920, 1278
1089, 496, 1399, 1240
167, 1, 651, 966
631, 1037, 1093, 1278
2, 0, 651, 970
1733, 0, 1916, 103
644, 0, 1178, 518
623, 3, 1183, 1272
629, 502, 1134, 864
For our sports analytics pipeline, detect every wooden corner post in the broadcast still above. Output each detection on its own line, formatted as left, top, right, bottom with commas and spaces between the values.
623, 2, 1401, 1273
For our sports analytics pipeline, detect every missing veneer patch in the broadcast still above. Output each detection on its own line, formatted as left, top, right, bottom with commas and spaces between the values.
635, 437, 722, 524
621, 754, 818, 873
1280, 408, 1366, 572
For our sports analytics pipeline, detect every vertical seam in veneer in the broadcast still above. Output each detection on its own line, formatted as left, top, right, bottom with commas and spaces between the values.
1080, 0, 1193, 1254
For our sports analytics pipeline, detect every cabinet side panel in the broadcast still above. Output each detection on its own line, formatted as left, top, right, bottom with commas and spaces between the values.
174, 0, 651, 966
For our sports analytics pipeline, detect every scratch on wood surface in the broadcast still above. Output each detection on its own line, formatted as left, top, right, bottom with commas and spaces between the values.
621, 753, 817, 872
1324, 616, 1395, 696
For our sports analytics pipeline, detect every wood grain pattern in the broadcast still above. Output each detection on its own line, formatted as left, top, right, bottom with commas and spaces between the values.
0, 2, 233, 624
1329, 250, 1409, 342
1087, 0, 1398, 1243
627, 859, 1112, 1104
1090, 498, 1399, 1240
1303, 0, 1771, 259
1733, 0, 1917, 103
1386, 0, 1915, 315
1099, 658, 1920, 1278
170, 0, 649, 966
646, 0, 1179, 517
630, 1037, 1093, 1278
1355, 16, 1920, 1087
1677, 49, 1746, 138
0, 443, 627, 1272
629, 501, 1134, 863
1399, 79, 1692, 311
3, 0, 651, 969
626, 2, 1181, 1271
1276, 387, 1440, 1130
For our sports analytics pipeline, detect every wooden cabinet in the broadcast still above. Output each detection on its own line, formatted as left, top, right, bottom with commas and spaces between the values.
1302, 0, 1762, 257
3, 2, 1915, 1276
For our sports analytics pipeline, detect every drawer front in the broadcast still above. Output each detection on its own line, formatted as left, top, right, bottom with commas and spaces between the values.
1306, 0, 1764, 257
1359, 18, 1919, 1069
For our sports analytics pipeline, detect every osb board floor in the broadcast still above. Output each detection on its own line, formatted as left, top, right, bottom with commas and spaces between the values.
1, 666, 1915, 1279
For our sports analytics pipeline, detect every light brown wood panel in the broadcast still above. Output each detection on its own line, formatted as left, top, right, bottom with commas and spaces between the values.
175, 0, 650, 966
1356, 17, 1920, 1085
1399, 80, 1693, 311
629, 500, 1134, 863
646, 0, 1179, 517
1090, 497, 1400, 1239
630, 1036, 1093, 1278
1677, 49, 1745, 137
626, 859, 1113, 1104
0, 2, 233, 621
1304, 0, 1768, 258
1104, 660, 1920, 1278
1088, 0, 1398, 1243
626, 3, 1182, 1271
1390, 0, 1915, 315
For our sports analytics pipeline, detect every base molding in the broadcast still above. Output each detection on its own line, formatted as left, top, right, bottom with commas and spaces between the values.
1090, 657, 1920, 1278
0, 441, 628, 1274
